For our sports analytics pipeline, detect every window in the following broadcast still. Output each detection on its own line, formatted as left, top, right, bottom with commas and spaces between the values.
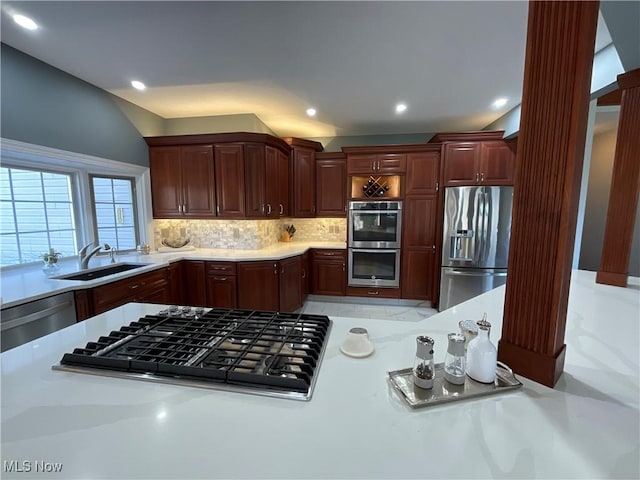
90, 176, 139, 251
0, 166, 77, 266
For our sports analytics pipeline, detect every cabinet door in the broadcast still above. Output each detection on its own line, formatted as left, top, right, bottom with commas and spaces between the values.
149, 146, 183, 218
403, 196, 437, 247
406, 152, 440, 195
312, 260, 346, 295
347, 154, 377, 174
301, 252, 310, 302
237, 261, 279, 311
401, 249, 436, 301
264, 146, 280, 218
244, 143, 266, 218
443, 143, 481, 186
480, 141, 515, 185
292, 147, 316, 217
183, 261, 207, 307
206, 274, 238, 309
181, 145, 216, 217
214, 143, 245, 217
279, 256, 302, 312
316, 158, 347, 217
167, 261, 185, 305
277, 149, 290, 217
74, 290, 92, 321
138, 287, 168, 305
378, 154, 406, 173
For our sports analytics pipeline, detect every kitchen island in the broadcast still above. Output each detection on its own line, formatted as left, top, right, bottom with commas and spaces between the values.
1, 270, 638, 479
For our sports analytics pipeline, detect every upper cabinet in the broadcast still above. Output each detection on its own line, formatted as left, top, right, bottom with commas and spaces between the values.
345, 152, 407, 174
146, 133, 292, 220
149, 145, 216, 218
433, 131, 515, 187
405, 151, 440, 195
315, 152, 347, 217
284, 137, 324, 218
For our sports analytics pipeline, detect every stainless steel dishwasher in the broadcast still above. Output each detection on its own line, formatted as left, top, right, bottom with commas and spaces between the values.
1, 292, 77, 352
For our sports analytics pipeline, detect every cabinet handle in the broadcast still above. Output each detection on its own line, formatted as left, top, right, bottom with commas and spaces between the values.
129, 284, 139, 290
267, 204, 272, 215
435, 181, 439, 192
216, 205, 220, 215
214, 276, 227, 281
279, 204, 284, 215
342, 263, 345, 272
302, 268, 306, 279
475, 172, 480, 184
281, 267, 285, 274
183, 204, 187, 213
431, 245, 436, 252
367, 291, 379, 296
480, 172, 485, 183
274, 263, 278, 275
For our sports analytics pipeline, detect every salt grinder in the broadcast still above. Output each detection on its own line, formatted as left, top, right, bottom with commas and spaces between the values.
443, 333, 466, 385
413, 336, 435, 389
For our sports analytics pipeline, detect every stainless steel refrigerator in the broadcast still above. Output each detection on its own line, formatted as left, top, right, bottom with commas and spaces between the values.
439, 186, 513, 311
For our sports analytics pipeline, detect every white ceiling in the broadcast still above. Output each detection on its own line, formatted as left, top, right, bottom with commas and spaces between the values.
0, 1, 614, 138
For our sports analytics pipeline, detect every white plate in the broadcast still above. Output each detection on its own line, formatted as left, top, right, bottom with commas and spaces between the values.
340, 342, 374, 358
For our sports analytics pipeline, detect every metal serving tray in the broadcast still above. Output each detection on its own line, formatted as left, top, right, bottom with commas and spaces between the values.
387, 362, 522, 408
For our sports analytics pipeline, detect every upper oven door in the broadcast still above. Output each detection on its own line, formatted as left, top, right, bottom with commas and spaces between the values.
348, 202, 402, 248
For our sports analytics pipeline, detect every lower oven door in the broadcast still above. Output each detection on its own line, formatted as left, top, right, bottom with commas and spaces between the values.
348, 249, 400, 288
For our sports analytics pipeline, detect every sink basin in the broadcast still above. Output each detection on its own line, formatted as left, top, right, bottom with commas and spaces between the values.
55, 263, 150, 281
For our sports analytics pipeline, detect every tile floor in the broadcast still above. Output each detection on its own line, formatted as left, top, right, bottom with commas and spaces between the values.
299, 296, 438, 322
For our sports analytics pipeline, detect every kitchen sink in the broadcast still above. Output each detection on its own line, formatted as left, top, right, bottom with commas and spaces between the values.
54, 263, 150, 281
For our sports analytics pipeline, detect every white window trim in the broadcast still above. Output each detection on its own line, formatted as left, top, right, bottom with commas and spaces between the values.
0, 138, 153, 267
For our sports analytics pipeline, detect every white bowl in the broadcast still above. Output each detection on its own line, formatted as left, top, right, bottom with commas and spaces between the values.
340, 327, 374, 358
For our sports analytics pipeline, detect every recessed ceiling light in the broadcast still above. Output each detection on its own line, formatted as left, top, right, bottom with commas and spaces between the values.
306, 108, 317, 117
395, 103, 407, 114
13, 14, 38, 30
131, 80, 146, 91
492, 97, 508, 109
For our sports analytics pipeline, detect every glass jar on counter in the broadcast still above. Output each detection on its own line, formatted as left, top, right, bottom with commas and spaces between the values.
413, 336, 435, 389
443, 333, 466, 385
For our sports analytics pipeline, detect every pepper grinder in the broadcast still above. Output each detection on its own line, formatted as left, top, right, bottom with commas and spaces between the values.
443, 333, 466, 385
466, 314, 497, 384
413, 336, 435, 389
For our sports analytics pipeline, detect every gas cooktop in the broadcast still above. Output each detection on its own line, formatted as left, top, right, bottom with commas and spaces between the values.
53, 306, 332, 401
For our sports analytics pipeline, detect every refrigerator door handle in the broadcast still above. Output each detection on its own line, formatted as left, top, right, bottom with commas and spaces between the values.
446, 270, 507, 277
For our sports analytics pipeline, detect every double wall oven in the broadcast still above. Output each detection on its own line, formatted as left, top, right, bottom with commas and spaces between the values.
348, 201, 402, 288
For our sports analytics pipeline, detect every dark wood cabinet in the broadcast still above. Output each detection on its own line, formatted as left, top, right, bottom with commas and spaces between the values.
311, 249, 346, 296
167, 261, 184, 305
214, 143, 245, 217
244, 143, 267, 218
206, 261, 237, 309
291, 146, 316, 217
279, 255, 303, 312
442, 140, 515, 186
245, 144, 290, 218
301, 251, 310, 302
91, 268, 169, 315
406, 151, 440, 195
237, 261, 279, 311
316, 153, 347, 217
346, 153, 406, 174
149, 145, 216, 218
401, 147, 440, 302
74, 290, 92, 322
183, 261, 207, 307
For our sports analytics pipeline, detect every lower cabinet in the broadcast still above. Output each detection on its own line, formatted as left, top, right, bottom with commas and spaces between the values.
91, 268, 169, 316
301, 252, 310, 303
237, 261, 280, 311
401, 249, 437, 300
183, 261, 207, 307
206, 261, 237, 309
167, 261, 185, 305
279, 255, 302, 313
311, 249, 346, 296
346, 286, 400, 299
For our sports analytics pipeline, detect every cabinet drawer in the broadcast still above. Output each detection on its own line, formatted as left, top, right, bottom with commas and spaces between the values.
346, 286, 401, 299
206, 261, 237, 275
312, 249, 346, 260
92, 269, 168, 311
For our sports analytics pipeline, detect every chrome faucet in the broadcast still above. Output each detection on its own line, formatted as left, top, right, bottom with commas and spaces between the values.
79, 242, 109, 269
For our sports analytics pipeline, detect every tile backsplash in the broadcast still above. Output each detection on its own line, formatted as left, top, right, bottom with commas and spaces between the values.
154, 218, 346, 250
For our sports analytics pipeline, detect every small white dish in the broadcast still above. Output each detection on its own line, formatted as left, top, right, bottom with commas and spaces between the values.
340, 327, 374, 358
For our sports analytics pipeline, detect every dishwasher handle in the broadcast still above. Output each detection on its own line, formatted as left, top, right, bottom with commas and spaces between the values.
1, 300, 74, 331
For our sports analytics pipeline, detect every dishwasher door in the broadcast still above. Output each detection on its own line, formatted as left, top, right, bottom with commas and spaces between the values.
1, 292, 77, 352
438, 267, 507, 311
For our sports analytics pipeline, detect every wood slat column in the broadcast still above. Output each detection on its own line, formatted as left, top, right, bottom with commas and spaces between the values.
497, 1, 599, 387
596, 69, 640, 287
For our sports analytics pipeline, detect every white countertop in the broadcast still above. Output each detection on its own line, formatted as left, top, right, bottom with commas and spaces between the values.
0, 242, 346, 309
1, 270, 638, 479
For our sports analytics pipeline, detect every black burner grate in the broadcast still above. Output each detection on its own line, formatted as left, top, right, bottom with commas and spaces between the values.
59, 309, 331, 394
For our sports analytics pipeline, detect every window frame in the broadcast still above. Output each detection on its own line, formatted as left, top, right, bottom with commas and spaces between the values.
0, 138, 152, 269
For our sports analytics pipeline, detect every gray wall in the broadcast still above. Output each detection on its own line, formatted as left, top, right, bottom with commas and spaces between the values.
0, 44, 162, 166
579, 126, 640, 276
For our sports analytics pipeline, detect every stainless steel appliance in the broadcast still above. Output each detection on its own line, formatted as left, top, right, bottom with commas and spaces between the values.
53, 307, 331, 401
348, 201, 402, 249
1, 292, 77, 352
439, 186, 513, 310
348, 201, 402, 287
348, 248, 400, 288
